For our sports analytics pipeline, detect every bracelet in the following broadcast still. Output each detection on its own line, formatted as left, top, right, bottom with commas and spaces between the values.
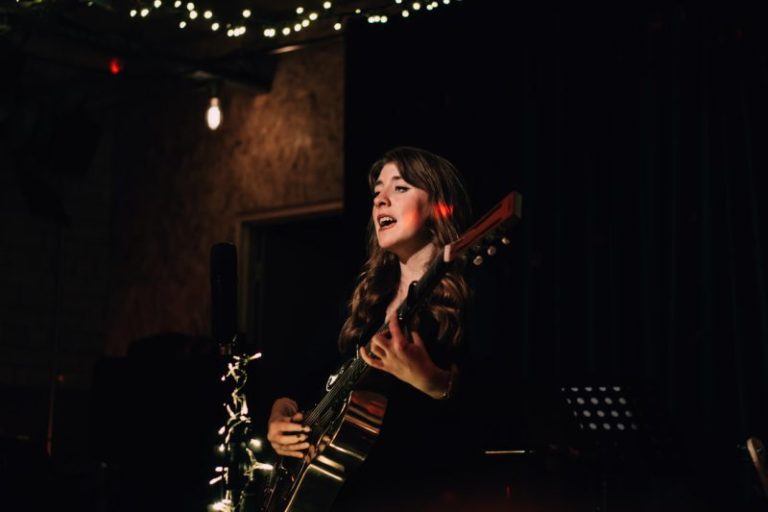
438, 364, 458, 400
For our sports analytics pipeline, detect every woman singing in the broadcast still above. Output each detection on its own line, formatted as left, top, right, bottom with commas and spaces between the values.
267, 146, 474, 510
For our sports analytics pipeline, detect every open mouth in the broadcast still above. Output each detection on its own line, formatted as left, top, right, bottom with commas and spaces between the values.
377, 215, 397, 231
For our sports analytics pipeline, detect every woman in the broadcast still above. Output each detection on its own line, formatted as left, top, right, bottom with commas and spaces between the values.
266, 147, 474, 509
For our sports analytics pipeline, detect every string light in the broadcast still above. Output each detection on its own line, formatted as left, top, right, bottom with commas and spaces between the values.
121, 2, 465, 45
208, 351, 265, 512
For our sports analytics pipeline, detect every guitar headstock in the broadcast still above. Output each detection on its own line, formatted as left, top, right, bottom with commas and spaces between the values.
443, 191, 522, 266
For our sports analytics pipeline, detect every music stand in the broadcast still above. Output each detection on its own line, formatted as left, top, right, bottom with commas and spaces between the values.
560, 385, 644, 443
559, 384, 652, 512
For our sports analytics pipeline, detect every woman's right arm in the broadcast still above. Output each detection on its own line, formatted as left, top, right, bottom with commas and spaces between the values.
267, 397, 310, 458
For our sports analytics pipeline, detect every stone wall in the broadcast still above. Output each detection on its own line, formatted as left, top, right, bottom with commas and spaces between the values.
106, 38, 345, 355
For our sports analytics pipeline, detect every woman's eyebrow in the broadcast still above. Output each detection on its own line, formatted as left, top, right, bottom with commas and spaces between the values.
374, 176, 403, 187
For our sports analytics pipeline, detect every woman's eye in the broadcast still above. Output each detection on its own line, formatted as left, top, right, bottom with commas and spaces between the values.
372, 191, 380, 198
395, 186, 409, 193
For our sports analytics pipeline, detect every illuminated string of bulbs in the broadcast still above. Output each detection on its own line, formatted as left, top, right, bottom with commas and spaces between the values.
208, 351, 272, 512
126, 0, 463, 40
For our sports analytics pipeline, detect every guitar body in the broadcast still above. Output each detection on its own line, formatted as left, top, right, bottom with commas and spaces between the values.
262, 390, 388, 512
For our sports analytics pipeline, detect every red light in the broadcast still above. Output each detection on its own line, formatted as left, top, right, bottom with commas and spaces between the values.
109, 57, 122, 75
434, 202, 454, 219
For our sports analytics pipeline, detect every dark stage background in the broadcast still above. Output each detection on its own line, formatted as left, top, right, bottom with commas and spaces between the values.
343, 2, 768, 510
1, 1, 767, 511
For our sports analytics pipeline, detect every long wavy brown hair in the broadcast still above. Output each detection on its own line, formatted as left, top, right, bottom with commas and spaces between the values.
338, 147, 472, 354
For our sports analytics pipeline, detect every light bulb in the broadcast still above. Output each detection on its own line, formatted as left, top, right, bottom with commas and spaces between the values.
207, 97, 222, 130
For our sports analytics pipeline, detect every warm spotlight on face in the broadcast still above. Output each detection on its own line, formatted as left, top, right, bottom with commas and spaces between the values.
434, 202, 454, 219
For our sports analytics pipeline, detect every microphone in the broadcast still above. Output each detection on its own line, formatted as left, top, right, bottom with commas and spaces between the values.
210, 242, 238, 351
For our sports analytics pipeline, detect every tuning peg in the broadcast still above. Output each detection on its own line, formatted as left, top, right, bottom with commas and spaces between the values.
500, 236, 511, 246
473, 255, 483, 266
487, 246, 497, 256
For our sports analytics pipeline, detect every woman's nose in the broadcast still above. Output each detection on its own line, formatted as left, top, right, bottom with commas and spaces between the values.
374, 191, 390, 207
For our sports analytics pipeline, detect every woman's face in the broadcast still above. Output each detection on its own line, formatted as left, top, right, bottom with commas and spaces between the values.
372, 162, 433, 260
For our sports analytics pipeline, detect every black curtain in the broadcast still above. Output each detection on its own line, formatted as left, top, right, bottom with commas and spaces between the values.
346, 2, 768, 509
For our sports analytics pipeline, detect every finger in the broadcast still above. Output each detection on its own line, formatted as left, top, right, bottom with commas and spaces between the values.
411, 330, 425, 347
388, 315, 403, 340
388, 316, 411, 351
276, 448, 307, 459
370, 340, 387, 358
360, 346, 384, 369
267, 422, 302, 443
274, 420, 306, 433
372, 331, 392, 346
288, 413, 311, 433
275, 433, 308, 445
281, 441, 310, 452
